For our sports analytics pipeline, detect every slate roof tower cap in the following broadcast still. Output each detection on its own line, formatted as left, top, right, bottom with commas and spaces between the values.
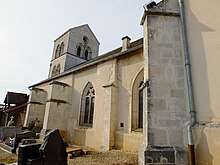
121, 36, 131, 52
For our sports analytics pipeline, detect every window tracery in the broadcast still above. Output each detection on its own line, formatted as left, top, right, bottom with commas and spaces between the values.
131, 69, 144, 131
79, 83, 95, 127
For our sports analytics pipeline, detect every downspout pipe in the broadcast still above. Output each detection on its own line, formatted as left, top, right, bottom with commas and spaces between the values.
178, 0, 196, 164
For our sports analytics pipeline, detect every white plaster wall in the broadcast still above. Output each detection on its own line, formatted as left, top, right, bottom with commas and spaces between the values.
185, 0, 220, 122
185, 0, 220, 164
115, 49, 144, 150
117, 49, 144, 133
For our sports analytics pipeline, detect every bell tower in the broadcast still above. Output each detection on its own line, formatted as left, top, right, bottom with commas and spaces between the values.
48, 24, 100, 77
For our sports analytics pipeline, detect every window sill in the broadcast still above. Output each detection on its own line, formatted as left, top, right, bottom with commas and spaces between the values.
132, 128, 143, 133
77, 125, 92, 129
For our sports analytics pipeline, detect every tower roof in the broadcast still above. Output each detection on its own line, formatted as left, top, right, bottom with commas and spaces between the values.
54, 24, 100, 44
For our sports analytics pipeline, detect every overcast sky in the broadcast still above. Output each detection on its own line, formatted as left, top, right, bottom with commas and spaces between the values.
0, 0, 160, 103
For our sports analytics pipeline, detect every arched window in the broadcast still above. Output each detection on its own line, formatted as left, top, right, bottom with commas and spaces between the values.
79, 82, 95, 127
85, 47, 92, 60
60, 42, 64, 56
131, 69, 144, 131
56, 64, 61, 75
85, 49, 89, 60
77, 46, 81, 57
52, 65, 56, 76
55, 45, 60, 58
138, 81, 144, 128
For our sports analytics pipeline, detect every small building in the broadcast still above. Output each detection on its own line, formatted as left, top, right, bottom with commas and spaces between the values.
0, 92, 28, 126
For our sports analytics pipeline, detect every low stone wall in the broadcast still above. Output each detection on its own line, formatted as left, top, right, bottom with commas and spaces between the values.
0, 126, 22, 140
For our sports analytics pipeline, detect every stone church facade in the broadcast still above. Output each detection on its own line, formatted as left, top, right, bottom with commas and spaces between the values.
24, 24, 144, 151
24, 0, 220, 164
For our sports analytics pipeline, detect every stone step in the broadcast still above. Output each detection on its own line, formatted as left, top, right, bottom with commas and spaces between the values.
67, 147, 88, 159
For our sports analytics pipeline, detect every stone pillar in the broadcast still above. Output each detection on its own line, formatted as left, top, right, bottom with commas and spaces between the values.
41, 81, 72, 138
24, 88, 47, 127
100, 59, 118, 151
101, 84, 118, 150
140, 0, 188, 164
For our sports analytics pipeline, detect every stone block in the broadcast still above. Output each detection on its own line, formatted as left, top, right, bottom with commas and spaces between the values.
13, 131, 36, 153
170, 89, 184, 98
168, 129, 183, 146
144, 146, 188, 164
155, 80, 175, 89
152, 129, 168, 145
161, 48, 173, 58
166, 68, 175, 79
159, 119, 181, 128
154, 87, 170, 98
171, 59, 182, 65
174, 48, 182, 57
151, 99, 166, 111
167, 99, 185, 112
0, 126, 22, 140
39, 129, 67, 165
150, 66, 165, 78
157, 43, 173, 49
157, 58, 170, 66
18, 143, 41, 165
145, 146, 175, 164
175, 67, 184, 78
176, 79, 184, 88
175, 147, 188, 164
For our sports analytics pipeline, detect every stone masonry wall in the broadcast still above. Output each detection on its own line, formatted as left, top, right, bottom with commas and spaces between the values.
24, 88, 47, 126
141, 0, 189, 164
147, 14, 187, 148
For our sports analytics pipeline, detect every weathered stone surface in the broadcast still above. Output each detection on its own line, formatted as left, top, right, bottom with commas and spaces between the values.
144, 146, 188, 164
175, 67, 184, 78
18, 143, 41, 165
161, 48, 173, 58
39, 129, 67, 165
0, 126, 22, 140
13, 131, 36, 153
145, 147, 175, 164
167, 99, 185, 112
2, 130, 36, 153
159, 119, 181, 128
152, 129, 168, 145
154, 87, 170, 98
168, 129, 183, 146
155, 80, 175, 89
170, 89, 184, 98
175, 147, 188, 164
176, 79, 184, 88
150, 66, 165, 78
151, 99, 166, 111
171, 59, 182, 65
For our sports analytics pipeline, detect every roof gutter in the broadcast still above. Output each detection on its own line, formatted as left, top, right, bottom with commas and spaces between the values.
178, 0, 196, 164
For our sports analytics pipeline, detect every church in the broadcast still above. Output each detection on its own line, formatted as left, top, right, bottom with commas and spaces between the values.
24, 0, 220, 164
24, 24, 144, 151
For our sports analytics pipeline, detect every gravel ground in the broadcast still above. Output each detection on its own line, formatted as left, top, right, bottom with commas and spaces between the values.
68, 149, 138, 165
0, 148, 17, 164
0, 147, 138, 165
